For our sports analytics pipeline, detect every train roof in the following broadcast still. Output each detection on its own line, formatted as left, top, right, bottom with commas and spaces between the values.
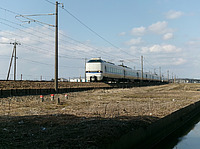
118, 64, 131, 69
87, 59, 105, 63
88, 58, 133, 68
87, 58, 115, 64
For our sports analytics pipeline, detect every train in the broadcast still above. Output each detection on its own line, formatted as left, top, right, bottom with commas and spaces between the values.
86, 58, 168, 83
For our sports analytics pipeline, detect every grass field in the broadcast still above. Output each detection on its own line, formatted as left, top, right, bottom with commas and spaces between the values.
0, 83, 200, 148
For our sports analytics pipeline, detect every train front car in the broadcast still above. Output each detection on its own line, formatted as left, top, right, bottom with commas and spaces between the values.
86, 58, 104, 82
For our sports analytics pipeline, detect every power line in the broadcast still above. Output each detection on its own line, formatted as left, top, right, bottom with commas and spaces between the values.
43, 0, 138, 59
19, 57, 83, 69
61, 7, 134, 56
0, 21, 53, 44
0, 19, 56, 48
0, 4, 142, 73
0, 6, 125, 61
44, 0, 55, 5
0, 7, 113, 59
0, 34, 86, 60
15, 13, 55, 27
60, 7, 140, 59
0, 6, 20, 16
0, 17, 56, 40
38, 22, 113, 58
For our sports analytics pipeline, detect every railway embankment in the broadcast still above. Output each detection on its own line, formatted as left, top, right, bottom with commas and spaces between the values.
0, 80, 166, 97
0, 81, 111, 97
0, 83, 199, 148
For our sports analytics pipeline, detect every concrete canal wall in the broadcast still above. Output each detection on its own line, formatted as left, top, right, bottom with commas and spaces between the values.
105, 100, 200, 149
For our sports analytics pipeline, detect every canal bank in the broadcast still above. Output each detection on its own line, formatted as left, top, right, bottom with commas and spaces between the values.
153, 111, 200, 149
105, 100, 200, 149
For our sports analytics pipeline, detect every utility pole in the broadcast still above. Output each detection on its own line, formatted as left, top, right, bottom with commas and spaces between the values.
55, 1, 59, 92
14, 42, 17, 80
85, 58, 87, 82
174, 75, 176, 83
7, 41, 20, 81
159, 67, 161, 81
141, 56, 143, 81
167, 70, 169, 82
15, 1, 63, 87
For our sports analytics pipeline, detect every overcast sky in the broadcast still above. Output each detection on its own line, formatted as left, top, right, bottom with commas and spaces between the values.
0, 0, 200, 80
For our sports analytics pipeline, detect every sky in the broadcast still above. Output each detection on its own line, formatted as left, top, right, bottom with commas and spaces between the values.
0, 0, 200, 80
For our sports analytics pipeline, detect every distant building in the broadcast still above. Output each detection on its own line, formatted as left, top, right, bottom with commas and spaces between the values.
58, 78, 68, 82
69, 78, 86, 82
174, 78, 200, 83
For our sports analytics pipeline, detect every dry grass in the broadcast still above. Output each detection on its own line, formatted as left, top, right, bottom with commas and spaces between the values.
0, 81, 110, 90
0, 83, 200, 148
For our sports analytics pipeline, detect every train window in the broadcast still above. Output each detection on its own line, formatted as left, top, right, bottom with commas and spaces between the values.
87, 71, 103, 73
137, 72, 139, 77
88, 59, 104, 63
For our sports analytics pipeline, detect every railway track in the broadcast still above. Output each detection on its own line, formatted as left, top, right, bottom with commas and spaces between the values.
0, 80, 167, 97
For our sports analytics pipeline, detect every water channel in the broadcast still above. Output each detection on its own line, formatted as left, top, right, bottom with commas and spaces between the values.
153, 113, 200, 149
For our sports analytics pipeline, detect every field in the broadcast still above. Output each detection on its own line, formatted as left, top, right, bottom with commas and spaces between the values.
0, 83, 200, 148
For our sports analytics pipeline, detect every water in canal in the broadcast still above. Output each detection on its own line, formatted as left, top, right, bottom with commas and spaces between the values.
173, 120, 200, 149
153, 114, 200, 149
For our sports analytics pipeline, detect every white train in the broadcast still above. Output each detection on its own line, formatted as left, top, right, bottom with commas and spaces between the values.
86, 58, 168, 82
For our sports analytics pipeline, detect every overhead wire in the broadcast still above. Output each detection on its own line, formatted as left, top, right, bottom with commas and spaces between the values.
0, 4, 128, 60
43, 0, 139, 60
0, 7, 88, 79
19, 57, 83, 68
0, 4, 143, 75
61, 7, 136, 58
44, 0, 55, 5
0, 8, 112, 60
0, 33, 86, 60
36, 21, 122, 60
0, 20, 90, 59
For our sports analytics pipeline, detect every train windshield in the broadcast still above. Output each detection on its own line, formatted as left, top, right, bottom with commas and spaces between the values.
88, 59, 104, 63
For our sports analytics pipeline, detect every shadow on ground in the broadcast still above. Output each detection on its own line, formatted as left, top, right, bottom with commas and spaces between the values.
0, 114, 159, 148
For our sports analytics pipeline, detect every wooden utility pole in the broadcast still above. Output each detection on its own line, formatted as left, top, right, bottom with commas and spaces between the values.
55, 1, 59, 92
141, 56, 143, 81
85, 58, 87, 82
159, 67, 161, 81
167, 70, 169, 82
7, 41, 20, 81
174, 75, 176, 83
14, 42, 17, 80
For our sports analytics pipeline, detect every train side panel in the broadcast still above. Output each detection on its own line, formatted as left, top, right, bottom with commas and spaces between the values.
86, 58, 168, 83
